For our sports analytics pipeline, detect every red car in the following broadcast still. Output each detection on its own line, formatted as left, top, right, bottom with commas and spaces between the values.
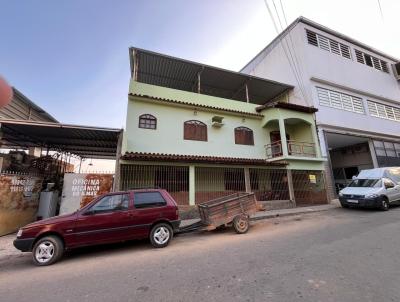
14, 189, 180, 266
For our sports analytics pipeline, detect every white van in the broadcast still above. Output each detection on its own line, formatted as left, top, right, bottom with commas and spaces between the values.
338, 167, 400, 210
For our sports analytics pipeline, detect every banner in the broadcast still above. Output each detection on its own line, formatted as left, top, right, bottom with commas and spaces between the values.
60, 173, 114, 214
0, 174, 43, 236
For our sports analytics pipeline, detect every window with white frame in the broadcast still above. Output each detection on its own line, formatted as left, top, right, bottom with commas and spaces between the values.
367, 100, 400, 122
306, 30, 351, 59
316, 87, 365, 114
354, 49, 389, 73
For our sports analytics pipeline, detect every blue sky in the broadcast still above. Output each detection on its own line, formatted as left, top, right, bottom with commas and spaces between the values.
1, 0, 399, 128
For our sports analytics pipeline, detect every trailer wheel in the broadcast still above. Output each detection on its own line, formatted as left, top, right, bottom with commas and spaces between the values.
233, 215, 249, 234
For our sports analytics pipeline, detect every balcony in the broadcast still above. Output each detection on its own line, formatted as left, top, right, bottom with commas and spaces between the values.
266, 140, 317, 159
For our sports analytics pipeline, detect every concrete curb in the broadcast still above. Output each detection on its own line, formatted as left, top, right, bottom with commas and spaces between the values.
250, 204, 340, 222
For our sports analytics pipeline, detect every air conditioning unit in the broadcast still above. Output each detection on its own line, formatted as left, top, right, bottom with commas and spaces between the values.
211, 116, 224, 128
393, 62, 400, 80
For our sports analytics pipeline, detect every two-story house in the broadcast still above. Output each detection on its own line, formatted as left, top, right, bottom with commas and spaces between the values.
241, 17, 400, 197
117, 48, 327, 209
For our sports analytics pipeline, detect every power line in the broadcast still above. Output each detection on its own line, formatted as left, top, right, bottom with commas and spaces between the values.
377, 0, 384, 21
263, 0, 310, 106
277, 0, 313, 104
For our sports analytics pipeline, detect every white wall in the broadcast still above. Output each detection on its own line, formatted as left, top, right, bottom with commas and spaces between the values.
242, 21, 400, 138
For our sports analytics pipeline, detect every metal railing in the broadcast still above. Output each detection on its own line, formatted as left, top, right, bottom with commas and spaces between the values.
287, 140, 316, 157
265, 140, 283, 158
265, 140, 316, 159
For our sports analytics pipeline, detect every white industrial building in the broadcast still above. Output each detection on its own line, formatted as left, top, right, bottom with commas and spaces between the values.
241, 16, 400, 198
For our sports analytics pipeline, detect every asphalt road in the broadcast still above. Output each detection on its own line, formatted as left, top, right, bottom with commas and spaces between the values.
1, 207, 400, 302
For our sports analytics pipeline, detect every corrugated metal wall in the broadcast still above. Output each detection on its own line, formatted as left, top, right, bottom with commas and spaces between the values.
0, 95, 50, 122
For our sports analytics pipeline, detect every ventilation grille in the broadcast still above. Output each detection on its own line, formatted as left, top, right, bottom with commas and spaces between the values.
306, 29, 351, 59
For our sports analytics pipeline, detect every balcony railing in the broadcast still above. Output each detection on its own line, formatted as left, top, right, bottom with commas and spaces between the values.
265, 140, 316, 159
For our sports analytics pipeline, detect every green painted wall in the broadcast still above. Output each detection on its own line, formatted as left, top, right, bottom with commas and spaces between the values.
124, 82, 325, 171
130, 81, 257, 114
123, 97, 269, 159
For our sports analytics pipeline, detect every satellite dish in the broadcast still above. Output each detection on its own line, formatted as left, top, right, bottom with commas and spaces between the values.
0, 76, 13, 108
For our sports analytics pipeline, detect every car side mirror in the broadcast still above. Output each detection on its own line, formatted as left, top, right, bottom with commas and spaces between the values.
385, 183, 395, 189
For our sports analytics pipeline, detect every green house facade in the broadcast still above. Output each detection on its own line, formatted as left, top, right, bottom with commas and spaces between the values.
116, 48, 328, 209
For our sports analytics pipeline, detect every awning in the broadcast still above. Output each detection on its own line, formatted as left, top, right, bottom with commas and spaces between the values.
130, 47, 293, 105
121, 152, 287, 166
0, 119, 122, 159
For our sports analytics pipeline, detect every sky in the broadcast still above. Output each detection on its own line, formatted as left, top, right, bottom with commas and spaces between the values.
1, 0, 400, 131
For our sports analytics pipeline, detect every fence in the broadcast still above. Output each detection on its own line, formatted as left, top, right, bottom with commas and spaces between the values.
0, 171, 44, 236
292, 170, 328, 206
120, 164, 189, 205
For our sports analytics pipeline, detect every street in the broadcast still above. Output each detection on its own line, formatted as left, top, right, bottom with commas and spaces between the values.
1, 207, 400, 302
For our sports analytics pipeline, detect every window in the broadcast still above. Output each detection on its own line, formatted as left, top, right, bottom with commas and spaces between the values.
184, 120, 207, 141
374, 140, 400, 158
306, 30, 351, 59
367, 100, 400, 122
90, 194, 129, 213
316, 87, 364, 114
234, 127, 254, 145
354, 49, 389, 73
134, 192, 167, 209
139, 114, 157, 129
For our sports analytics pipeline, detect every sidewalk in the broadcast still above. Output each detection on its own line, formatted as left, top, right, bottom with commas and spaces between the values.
180, 199, 341, 228
0, 200, 341, 261
251, 199, 340, 221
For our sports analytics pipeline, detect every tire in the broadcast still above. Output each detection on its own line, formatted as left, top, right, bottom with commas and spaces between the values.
150, 223, 173, 248
340, 202, 349, 208
380, 198, 389, 211
233, 215, 249, 234
32, 235, 64, 266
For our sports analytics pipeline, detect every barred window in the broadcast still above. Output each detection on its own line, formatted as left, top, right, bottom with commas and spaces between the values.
138, 114, 157, 129
354, 49, 389, 73
367, 100, 400, 122
306, 29, 351, 59
184, 120, 207, 141
234, 127, 254, 145
316, 87, 364, 114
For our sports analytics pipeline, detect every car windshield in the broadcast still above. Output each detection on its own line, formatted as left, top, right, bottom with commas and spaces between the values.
348, 179, 381, 188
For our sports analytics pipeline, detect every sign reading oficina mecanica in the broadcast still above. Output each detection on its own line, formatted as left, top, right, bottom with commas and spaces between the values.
59, 173, 114, 214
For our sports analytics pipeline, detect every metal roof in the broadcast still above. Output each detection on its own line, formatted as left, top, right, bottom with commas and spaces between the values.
130, 47, 293, 105
0, 119, 121, 159
12, 88, 58, 123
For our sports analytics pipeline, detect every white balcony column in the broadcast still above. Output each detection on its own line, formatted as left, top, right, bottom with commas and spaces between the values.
287, 169, 296, 206
244, 167, 251, 193
278, 118, 289, 156
189, 165, 196, 205
311, 124, 322, 158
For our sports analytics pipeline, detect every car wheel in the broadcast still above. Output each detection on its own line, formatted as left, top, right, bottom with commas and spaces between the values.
340, 202, 349, 208
380, 198, 389, 211
32, 235, 64, 266
233, 215, 249, 234
150, 223, 173, 248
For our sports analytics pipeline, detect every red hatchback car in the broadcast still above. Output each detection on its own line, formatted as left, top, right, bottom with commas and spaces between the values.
14, 189, 180, 266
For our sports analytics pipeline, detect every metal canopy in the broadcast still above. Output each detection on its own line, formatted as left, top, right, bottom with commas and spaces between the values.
0, 119, 121, 159
130, 47, 293, 105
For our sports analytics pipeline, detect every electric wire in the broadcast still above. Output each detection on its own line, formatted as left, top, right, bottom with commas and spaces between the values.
263, 0, 310, 106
